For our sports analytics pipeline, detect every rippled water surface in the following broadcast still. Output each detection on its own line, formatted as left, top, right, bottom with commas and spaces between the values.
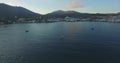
0, 22, 120, 63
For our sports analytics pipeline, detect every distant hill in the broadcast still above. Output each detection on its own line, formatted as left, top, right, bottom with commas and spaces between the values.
45, 10, 82, 18
45, 10, 120, 20
45, 10, 119, 19
0, 3, 41, 18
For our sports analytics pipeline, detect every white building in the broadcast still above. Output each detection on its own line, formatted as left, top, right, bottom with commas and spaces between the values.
47, 18, 63, 22
17, 18, 25, 23
107, 15, 120, 22
64, 16, 79, 22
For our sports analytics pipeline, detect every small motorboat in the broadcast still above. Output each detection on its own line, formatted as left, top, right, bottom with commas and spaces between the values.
25, 30, 29, 32
91, 28, 95, 30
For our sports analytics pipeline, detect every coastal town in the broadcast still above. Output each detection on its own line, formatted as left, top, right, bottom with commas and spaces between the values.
0, 14, 120, 24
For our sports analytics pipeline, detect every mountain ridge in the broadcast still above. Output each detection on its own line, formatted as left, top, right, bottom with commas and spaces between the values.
0, 3, 120, 18
0, 3, 41, 18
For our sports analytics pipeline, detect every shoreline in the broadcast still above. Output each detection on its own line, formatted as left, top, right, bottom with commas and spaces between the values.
1, 21, 120, 25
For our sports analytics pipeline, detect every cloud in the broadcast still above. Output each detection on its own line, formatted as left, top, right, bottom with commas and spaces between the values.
65, 0, 81, 9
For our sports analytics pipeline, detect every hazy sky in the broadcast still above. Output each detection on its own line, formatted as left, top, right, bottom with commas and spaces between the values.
0, 0, 120, 14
